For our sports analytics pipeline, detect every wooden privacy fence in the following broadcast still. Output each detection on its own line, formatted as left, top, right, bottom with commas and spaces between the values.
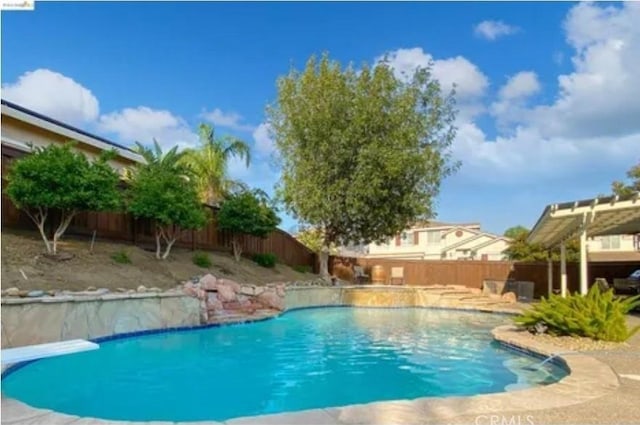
330, 257, 639, 298
2, 195, 317, 270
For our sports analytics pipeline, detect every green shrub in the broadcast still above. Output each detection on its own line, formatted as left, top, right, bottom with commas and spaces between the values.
514, 284, 640, 342
111, 250, 131, 264
252, 253, 277, 268
293, 264, 312, 274
192, 251, 212, 268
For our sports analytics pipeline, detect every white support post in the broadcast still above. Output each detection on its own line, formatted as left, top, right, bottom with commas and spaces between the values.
560, 242, 567, 297
579, 222, 588, 295
547, 256, 553, 297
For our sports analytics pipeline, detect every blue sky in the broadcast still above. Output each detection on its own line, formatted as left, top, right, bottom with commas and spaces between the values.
3, 2, 639, 235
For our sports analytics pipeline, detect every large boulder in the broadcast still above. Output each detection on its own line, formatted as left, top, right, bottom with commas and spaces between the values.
183, 282, 198, 297
216, 284, 237, 302
206, 293, 224, 314
257, 290, 285, 311
218, 278, 242, 293
199, 274, 218, 291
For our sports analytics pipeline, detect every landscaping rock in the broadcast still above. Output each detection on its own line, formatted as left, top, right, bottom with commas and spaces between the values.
148, 287, 162, 293
502, 292, 517, 303
199, 274, 218, 290
116, 287, 127, 293
469, 288, 482, 295
87, 286, 96, 291
137, 285, 147, 293
218, 278, 241, 293
206, 293, 223, 313
182, 282, 199, 297
239, 285, 255, 296
5, 287, 20, 297
216, 284, 237, 302
18, 290, 30, 297
27, 290, 45, 297
257, 290, 285, 311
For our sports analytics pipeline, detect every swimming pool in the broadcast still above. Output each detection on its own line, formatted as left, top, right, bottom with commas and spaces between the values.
1, 307, 567, 422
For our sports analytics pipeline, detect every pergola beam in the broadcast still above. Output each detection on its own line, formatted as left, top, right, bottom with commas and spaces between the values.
528, 193, 640, 296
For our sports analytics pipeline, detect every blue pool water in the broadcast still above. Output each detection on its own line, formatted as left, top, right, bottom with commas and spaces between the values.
1, 308, 567, 422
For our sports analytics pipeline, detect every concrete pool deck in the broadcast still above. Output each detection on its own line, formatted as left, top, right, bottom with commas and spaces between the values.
2, 300, 639, 424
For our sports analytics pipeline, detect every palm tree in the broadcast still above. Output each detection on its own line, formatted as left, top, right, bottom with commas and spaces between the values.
125, 139, 188, 182
180, 123, 251, 206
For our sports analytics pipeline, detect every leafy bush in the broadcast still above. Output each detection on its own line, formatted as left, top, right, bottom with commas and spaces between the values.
514, 284, 640, 342
126, 141, 207, 260
111, 250, 131, 264
192, 251, 212, 268
293, 264, 312, 274
5, 143, 121, 254
252, 253, 277, 268
217, 190, 280, 261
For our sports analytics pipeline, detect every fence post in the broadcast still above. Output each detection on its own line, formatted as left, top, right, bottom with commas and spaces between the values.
191, 229, 196, 251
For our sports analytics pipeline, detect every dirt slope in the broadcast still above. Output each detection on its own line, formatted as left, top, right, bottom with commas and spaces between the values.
1, 231, 316, 292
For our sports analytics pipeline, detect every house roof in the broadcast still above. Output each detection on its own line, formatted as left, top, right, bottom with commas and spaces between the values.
413, 222, 481, 232
471, 237, 510, 251
441, 226, 482, 237
1, 99, 143, 164
527, 193, 640, 248
442, 231, 510, 253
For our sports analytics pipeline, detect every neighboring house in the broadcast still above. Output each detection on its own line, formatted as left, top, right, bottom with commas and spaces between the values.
366, 221, 510, 261
1, 99, 143, 176
587, 234, 640, 262
337, 242, 369, 258
1, 99, 144, 228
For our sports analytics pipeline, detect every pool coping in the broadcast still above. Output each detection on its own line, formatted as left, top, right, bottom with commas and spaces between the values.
1, 307, 621, 425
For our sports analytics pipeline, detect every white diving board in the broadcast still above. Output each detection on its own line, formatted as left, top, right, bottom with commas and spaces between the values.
1, 339, 99, 365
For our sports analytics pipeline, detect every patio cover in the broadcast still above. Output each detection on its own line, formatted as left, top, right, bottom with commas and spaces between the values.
527, 193, 640, 296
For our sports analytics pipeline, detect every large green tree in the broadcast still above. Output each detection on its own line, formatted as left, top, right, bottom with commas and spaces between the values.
217, 189, 281, 261
503, 225, 579, 262
268, 53, 459, 277
179, 123, 251, 205
612, 160, 640, 197
5, 143, 121, 255
127, 141, 207, 259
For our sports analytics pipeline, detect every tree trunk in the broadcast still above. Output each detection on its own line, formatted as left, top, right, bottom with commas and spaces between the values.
162, 238, 177, 260
155, 231, 162, 260
25, 208, 52, 254
231, 235, 242, 261
52, 211, 76, 255
319, 246, 330, 279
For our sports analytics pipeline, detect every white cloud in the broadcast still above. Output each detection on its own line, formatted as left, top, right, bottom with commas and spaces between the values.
252, 122, 275, 156
378, 48, 489, 99
491, 71, 540, 126
474, 20, 520, 41
528, 2, 640, 139
2, 69, 99, 125
455, 2, 640, 185
201, 108, 254, 132
498, 71, 541, 100
377, 48, 489, 121
451, 122, 638, 184
98, 106, 197, 150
